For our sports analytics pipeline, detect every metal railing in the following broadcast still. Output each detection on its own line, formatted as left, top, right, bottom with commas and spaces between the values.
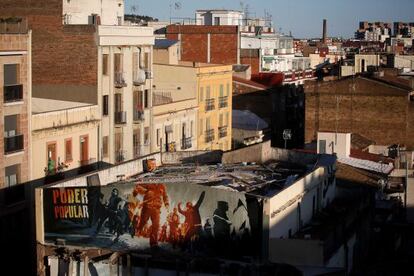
79, 158, 97, 167
4, 134, 24, 154
205, 98, 215, 111
114, 72, 127, 88
218, 96, 228, 108
4, 85, 23, 103
145, 70, 153, 79
205, 129, 215, 143
181, 137, 192, 150
115, 150, 126, 163
133, 110, 144, 121
114, 111, 127, 124
219, 126, 228, 138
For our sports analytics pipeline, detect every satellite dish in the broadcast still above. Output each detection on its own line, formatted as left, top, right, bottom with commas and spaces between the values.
174, 2, 182, 10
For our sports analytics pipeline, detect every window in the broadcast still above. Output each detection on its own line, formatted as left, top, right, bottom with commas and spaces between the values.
190, 121, 194, 137
144, 52, 150, 69
114, 93, 122, 112
156, 129, 160, 146
65, 139, 72, 162
226, 83, 230, 96
319, 140, 326, 154
144, 89, 149, 108
199, 118, 203, 136
206, 86, 211, 99
199, 87, 204, 102
219, 113, 223, 127
144, 127, 150, 145
206, 117, 211, 131
103, 95, 109, 116
4, 64, 19, 85
225, 112, 229, 126
114, 53, 122, 73
103, 136, 109, 158
5, 165, 19, 187
219, 84, 224, 98
102, 54, 108, 75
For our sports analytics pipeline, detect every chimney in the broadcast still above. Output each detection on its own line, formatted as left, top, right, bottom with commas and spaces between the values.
322, 19, 327, 44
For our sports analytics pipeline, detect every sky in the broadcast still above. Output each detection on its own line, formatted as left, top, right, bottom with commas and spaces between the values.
124, 0, 414, 38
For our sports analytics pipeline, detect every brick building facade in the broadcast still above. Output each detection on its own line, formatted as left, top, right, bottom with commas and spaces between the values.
166, 25, 239, 65
305, 77, 414, 148
0, 0, 98, 103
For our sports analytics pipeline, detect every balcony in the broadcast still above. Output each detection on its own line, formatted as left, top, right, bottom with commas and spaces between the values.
4, 134, 24, 154
205, 129, 215, 143
145, 70, 153, 79
133, 110, 144, 122
79, 158, 97, 167
114, 111, 127, 124
205, 98, 215, 111
4, 85, 23, 103
219, 96, 228, 108
114, 72, 127, 88
133, 70, 146, 86
181, 137, 192, 150
115, 150, 126, 163
219, 126, 228, 138
166, 142, 176, 153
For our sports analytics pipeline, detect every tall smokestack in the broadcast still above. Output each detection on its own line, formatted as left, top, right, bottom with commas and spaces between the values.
322, 19, 327, 44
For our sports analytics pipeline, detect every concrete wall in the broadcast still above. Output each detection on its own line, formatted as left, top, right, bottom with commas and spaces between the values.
317, 132, 351, 158
269, 238, 325, 266
394, 55, 414, 70
355, 54, 380, 73
63, 0, 124, 25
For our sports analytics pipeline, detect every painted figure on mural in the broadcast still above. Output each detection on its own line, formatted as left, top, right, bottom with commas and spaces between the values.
178, 191, 206, 241
95, 188, 123, 235
133, 183, 170, 247
213, 201, 232, 240
167, 207, 180, 244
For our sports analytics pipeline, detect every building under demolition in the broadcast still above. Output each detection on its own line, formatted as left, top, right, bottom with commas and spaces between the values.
35, 142, 337, 275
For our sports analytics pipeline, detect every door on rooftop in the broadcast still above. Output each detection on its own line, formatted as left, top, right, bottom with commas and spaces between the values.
214, 17, 220, 26
319, 140, 326, 154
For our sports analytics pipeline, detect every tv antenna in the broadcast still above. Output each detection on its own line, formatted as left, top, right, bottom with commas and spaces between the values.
169, 1, 182, 23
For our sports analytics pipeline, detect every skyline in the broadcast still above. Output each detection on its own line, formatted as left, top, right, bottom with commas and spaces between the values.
125, 0, 414, 38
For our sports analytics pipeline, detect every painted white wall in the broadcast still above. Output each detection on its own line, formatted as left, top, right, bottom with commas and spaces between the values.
317, 132, 351, 159
62, 0, 124, 25
196, 10, 244, 26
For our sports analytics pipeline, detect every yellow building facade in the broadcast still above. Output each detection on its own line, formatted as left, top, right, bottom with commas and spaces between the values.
197, 64, 233, 151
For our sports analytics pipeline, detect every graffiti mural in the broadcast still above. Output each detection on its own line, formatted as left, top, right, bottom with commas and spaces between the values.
43, 182, 261, 257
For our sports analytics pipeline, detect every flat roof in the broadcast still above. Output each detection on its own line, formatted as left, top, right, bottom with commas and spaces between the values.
32, 97, 94, 114
128, 162, 308, 198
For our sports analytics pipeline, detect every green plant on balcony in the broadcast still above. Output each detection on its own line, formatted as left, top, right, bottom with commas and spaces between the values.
44, 158, 69, 176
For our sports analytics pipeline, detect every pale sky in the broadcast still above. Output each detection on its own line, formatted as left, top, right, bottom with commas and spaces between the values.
125, 0, 414, 38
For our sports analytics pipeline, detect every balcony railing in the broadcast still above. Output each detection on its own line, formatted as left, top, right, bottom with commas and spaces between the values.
219, 126, 228, 138
4, 134, 24, 154
4, 85, 23, 103
205, 129, 215, 143
114, 72, 127, 88
166, 142, 176, 153
145, 70, 153, 79
115, 150, 126, 163
205, 98, 215, 111
114, 111, 127, 124
133, 110, 144, 121
181, 137, 192, 150
133, 70, 146, 86
79, 158, 97, 167
219, 96, 228, 108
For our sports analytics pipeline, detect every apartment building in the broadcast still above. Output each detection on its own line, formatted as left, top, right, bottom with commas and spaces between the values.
152, 63, 198, 153
1, 0, 155, 165
30, 98, 99, 180
0, 19, 31, 188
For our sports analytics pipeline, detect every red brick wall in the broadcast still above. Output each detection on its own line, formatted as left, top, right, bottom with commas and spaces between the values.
0, 0, 98, 87
240, 57, 260, 74
305, 77, 414, 148
166, 25, 238, 65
